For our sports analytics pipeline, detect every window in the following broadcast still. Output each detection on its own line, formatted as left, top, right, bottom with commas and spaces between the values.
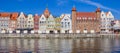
102, 14, 104, 16
29, 18, 31, 20
42, 17, 44, 20
109, 14, 111, 16
68, 22, 70, 25
28, 21, 31, 23
64, 19, 68, 21
61, 22, 63, 24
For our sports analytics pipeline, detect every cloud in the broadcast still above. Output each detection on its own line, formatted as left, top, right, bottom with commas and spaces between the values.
74, 0, 120, 14
57, 0, 68, 5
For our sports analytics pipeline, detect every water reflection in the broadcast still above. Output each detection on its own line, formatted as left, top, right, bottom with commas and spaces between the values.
0, 38, 120, 53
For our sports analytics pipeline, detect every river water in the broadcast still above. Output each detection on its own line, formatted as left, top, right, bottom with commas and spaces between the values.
0, 38, 120, 53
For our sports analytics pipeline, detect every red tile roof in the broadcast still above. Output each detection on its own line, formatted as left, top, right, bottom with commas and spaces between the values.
10, 13, 18, 20
0, 13, 11, 17
76, 12, 96, 19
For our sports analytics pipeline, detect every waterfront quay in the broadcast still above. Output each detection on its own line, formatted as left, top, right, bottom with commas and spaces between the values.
0, 34, 120, 39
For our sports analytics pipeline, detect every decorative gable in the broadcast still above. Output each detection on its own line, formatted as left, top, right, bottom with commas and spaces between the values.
18, 12, 26, 20
101, 11, 106, 18
48, 14, 54, 20
40, 14, 46, 21
27, 14, 33, 20
61, 14, 71, 22
106, 11, 114, 18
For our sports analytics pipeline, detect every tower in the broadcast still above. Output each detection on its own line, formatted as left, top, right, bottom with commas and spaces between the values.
44, 7, 50, 18
96, 8, 101, 18
96, 8, 101, 32
72, 6, 77, 33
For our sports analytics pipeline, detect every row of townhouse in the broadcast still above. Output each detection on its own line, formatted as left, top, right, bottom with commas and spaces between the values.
0, 8, 72, 33
0, 7, 115, 33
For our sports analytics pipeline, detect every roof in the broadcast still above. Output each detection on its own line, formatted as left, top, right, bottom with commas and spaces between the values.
96, 8, 101, 12
72, 7, 76, 11
10, 13, 18, 20
18, 12, 27, 18
76, 12, 97, 19
60, 14, 65, 21
44, 8, 50, 18
0, 13, 11, 17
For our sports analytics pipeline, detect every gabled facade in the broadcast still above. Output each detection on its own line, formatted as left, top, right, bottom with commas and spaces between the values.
113, 20, 120, 33
55, 17, 61, 33
61, 14, 72, 33
39, 14, 47, 33
17, 12, 27, 29
46, 14, 55, 32
34, 14, 39, 32
38, 7, 57, 33
114, 20, 120, 29
100, 11, 114, 33
27, 14, 34, 29
0, 13, 10, 32
9, 13, 18, 31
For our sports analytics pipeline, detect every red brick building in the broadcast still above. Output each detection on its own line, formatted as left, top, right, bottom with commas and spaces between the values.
34, 14, 39, 32
72, 7, 101, 33
9, 13, 18, 31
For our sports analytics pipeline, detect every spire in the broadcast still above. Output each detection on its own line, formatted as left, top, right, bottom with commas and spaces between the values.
72, 5, 76, 11
96, 7, 101, 12
44, 5, 50, 18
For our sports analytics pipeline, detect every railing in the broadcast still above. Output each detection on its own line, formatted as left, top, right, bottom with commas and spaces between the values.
0, 33, 120, 39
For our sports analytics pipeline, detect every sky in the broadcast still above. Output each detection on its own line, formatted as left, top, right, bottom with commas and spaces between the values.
0, 0, 120, 19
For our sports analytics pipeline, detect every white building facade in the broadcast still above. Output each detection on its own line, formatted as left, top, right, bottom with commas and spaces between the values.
0, 13, 10, 33
46, 14, 55, 33
61, 14, 72, 33
113, 20, 120, 29
17, 12, 27, 29
39, 14, 47, 33
101, 11, 114, 33
27, 14, 34, 29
